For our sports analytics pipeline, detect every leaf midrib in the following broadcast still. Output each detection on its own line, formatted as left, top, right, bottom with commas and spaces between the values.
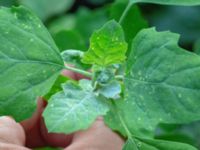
48, 92, 94, 132
112, 101, 140, 150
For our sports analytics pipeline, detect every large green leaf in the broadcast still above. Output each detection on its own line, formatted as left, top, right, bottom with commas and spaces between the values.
130, 0, 200, 6
0, 6, 63, 121
82, 20, 128, 66
19, 0, 74, 21
43, 80, 108, 133
105, 28, 200, 138
123, 138, 197, 150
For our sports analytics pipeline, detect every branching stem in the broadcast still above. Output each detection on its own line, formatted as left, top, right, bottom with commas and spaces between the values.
64, 65, 92, 78
115, 75, 124, 80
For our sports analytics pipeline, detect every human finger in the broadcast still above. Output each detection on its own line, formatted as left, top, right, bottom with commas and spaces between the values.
0, 116, 26, 146
65, 118, 124, 150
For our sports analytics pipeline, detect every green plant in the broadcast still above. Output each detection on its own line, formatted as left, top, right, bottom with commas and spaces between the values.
1, 0, 200, 149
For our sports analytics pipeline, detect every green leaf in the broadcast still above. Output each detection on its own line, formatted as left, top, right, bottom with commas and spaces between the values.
82, 20, 128, 66
93, 66, 116, 84
61, 49, 83, 64
19, 0, 74, 21
0, 6, 63, 121
105, 28, 200, 138
156, 133, 196, 147
98, 81, 121, 99
157, 121, 200, 148
123, 137, 198, 150
125, 27, 200, 135
92, 65, 121, 98
110, 2, 148, 55
43, 80, 109, 133
130, 0, 200, 6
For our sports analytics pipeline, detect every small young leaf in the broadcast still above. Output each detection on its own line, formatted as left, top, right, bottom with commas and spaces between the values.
0, 6, 63, 121
82, 20, 128, 66
43, 80, 109, 133
98, 81, 121, 99
93, 66, 116, 84
130, 0, 200, 6
61, 49, 87, 69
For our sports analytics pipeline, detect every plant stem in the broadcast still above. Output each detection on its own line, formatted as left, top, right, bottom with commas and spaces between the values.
111, 100, 139, 149
115, 75, 124, 80
119, 1, 133, 24
64, 65, 92, 78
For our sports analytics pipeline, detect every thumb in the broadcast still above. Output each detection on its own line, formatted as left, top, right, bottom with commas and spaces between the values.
0, 116, 25, 145
65, 118, 124, 150
0, 116, 29, 150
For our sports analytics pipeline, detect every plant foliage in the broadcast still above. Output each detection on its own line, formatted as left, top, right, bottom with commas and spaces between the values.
1, 1, 200, 149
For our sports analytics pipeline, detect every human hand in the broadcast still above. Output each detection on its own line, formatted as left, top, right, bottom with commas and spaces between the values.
0, 70, 124, 150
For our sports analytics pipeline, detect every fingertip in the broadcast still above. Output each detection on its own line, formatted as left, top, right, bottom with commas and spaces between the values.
68, 118, 124, 150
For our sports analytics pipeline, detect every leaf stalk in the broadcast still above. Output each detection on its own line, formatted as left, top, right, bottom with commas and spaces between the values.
119, 1, 134, 24
64, 65, 92, 78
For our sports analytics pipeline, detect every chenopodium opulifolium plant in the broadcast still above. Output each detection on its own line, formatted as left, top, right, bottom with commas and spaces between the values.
1, 0, 200, 149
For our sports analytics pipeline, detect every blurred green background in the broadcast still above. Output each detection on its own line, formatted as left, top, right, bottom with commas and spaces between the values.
1, 0, 200, 149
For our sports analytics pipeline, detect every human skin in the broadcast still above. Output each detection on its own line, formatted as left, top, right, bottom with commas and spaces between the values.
0, 70, 124, 150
